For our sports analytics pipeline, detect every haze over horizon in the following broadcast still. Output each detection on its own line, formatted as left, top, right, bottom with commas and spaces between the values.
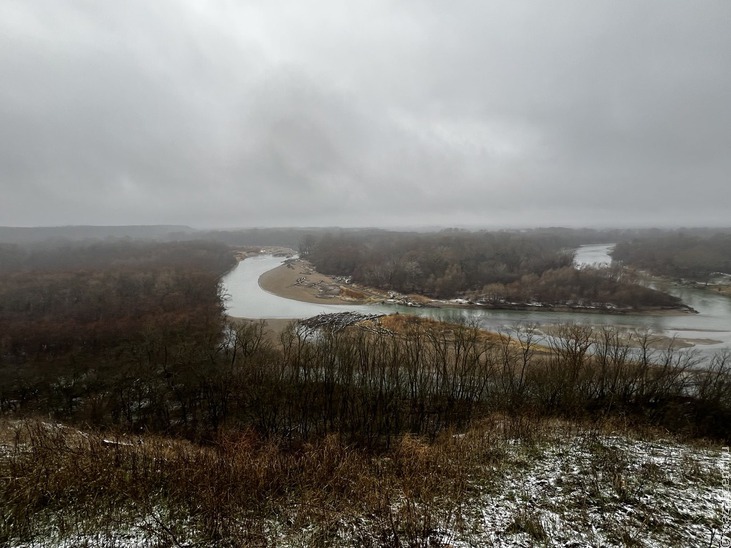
2, 1, 729, 229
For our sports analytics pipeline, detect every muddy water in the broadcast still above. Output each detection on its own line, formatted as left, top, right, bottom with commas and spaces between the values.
222, 249, 731, 353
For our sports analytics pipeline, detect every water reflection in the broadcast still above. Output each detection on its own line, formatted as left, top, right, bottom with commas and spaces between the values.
222, 253, 731, 352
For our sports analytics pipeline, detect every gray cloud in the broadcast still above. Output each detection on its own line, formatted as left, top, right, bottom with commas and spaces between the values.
1, 0, 729, 228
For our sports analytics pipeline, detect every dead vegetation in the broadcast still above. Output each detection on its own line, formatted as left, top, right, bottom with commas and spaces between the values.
1, 416, 727, 547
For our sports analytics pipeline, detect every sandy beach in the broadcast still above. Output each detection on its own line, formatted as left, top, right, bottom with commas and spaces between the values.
258, 258, 372, 305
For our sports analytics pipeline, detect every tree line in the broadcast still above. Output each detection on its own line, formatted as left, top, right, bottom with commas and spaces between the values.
4, 310, 730, 445
303, 230, 681, 308
612, 230, 731, 282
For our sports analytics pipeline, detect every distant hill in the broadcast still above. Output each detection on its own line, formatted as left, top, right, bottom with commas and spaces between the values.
0, 225, 196, 244
0, 225, 389, 249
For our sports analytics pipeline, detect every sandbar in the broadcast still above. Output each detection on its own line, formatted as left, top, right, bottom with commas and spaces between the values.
258, 259, 370, 306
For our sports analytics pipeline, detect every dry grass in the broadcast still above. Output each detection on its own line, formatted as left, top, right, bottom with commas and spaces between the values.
0, 419, 505, 547
339, 287, 368, 300
376, 313, 507, 345
2, 414, 728, 547
3, 315, 731, 545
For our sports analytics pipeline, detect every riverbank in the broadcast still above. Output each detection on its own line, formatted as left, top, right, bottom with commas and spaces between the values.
256, 257, 696, 317
679, 280, 731, 298
226, 254, 723, 352
258, 259, 368, 305
462, 301, 697, 316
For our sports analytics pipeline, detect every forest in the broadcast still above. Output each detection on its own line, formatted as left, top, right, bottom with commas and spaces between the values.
0, 236, 717, 446
612, 230, 731, 282
1, 236, 729, 545
303, 230, 683, 309
0, 241, 235, 426
0, 236, 728, 444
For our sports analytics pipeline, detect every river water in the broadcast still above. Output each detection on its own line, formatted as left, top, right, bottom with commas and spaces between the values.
574, 243, 615, 268
222, 246, 731, 353
222, 254, 384, 319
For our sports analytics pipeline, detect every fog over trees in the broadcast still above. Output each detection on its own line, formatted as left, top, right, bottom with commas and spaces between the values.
304, 230, 682, 308
613, 231, 731, 282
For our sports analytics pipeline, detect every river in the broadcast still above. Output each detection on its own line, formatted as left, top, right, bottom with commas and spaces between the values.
574, 243, 615, 268
222, 246, 731, 354
221, 254, 383, 319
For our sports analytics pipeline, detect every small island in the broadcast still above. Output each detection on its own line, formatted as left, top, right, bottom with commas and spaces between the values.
257, 256, 696, 316
256, 230, 696, 316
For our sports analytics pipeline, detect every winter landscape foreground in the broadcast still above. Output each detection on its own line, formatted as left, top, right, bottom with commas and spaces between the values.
2, 417, 729, 547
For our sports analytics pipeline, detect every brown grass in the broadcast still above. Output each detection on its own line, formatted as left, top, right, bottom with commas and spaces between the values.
376, 313, 506, 344
339, 287, 368, 300
0, 418, 512, 547
2, 412, 726, 546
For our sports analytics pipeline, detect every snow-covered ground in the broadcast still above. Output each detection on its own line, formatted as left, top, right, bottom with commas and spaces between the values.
5, 427, 730, 547
454, 434, 730, 547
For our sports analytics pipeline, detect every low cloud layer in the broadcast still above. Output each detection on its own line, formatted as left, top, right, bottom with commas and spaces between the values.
2, 1, 729, 228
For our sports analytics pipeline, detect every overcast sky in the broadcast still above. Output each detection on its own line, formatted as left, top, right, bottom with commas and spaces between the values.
1, 1, 730, 229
